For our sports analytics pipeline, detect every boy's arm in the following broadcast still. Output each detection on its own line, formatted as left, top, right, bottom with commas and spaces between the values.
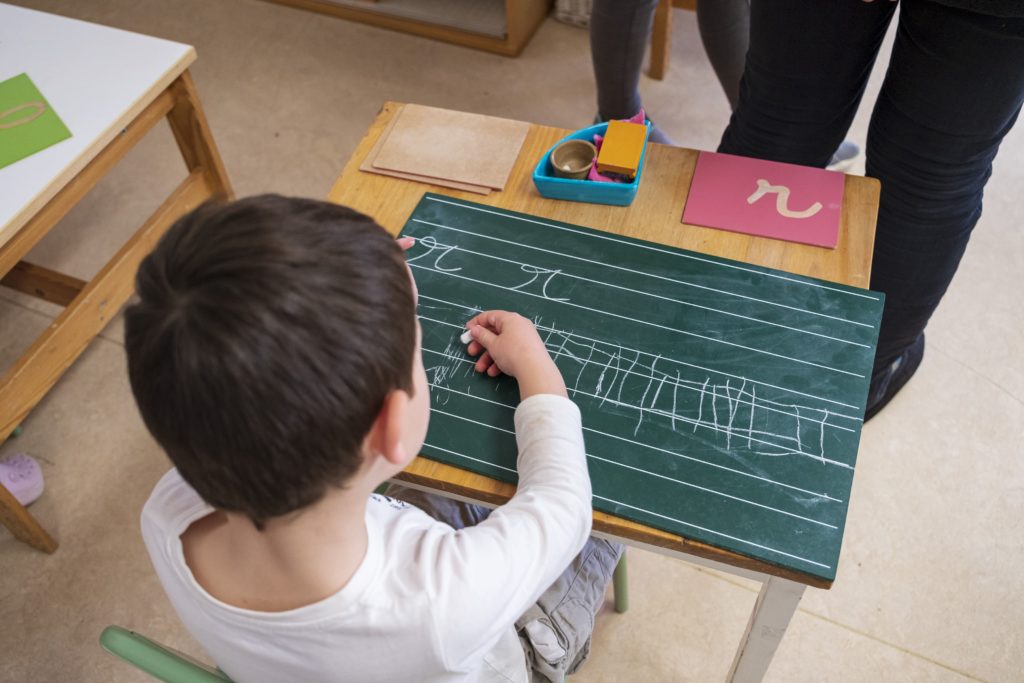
423, 312, 593, 666
425, 396, 591, 668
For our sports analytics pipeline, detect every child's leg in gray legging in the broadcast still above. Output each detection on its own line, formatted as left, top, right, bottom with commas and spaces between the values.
589, 0, 854, 160
591, 0, 746, 118
590, 0, 738, 144
590, 0, 659, 122
696, 0, 750, 111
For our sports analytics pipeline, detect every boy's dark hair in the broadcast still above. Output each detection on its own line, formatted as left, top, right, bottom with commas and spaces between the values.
125, 195, 416, 529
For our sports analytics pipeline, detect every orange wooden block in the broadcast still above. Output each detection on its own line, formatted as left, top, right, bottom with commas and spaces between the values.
596, 120, 648, 178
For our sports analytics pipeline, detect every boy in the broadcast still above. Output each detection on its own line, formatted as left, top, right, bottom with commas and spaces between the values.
127, 195, 622, 682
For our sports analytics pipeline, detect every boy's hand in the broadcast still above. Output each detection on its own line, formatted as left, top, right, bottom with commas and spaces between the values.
464, 311, 567, 399
396, 236, 418, 301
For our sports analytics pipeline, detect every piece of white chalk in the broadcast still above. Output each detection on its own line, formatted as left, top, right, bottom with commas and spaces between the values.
460, 329, 473, 344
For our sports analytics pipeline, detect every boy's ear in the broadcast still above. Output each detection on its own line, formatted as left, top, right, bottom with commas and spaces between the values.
368, 389, 411, 467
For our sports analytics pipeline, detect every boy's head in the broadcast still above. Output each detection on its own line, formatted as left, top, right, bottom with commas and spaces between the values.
126, 195, 424, 528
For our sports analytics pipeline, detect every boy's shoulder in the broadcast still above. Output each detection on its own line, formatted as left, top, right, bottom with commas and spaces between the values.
364, 494, 475, 570
141, 469, 211, 537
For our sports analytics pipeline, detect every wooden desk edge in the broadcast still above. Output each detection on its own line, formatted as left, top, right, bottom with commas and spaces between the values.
0, 47, 197, 251
337, 100, 870, 592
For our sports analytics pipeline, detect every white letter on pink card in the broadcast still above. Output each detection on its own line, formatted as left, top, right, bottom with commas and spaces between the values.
746, 179, 823, 219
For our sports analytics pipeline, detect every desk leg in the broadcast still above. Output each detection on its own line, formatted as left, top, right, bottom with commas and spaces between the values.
166, 71, 234, 199
0, 73, 231, 553
726, 576, 805, 683
649, 0, 673, 81
0, 471, 56, 553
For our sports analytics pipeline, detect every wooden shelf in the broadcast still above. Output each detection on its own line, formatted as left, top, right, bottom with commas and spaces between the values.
263, 0, 551, 56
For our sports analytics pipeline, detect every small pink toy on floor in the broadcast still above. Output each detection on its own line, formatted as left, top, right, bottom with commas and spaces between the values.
588, 109, 647, 183
0, 453, 44, 506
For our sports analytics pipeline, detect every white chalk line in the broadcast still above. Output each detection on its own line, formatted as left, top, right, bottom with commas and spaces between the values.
417, 295, 864, 414
420, 442, 834, 568
410, 263, 865, 379
422, 442, 517, 474
419, 314, 856, 433
591, 495, 831, 570
430, 407, 515, 434
433, 361, 853, 472
422, 372, 847, 501
425, 337, 851, 464
409, 231, 869, 348
567, 383, 853, 470
423, 195, 880, 303
429, 404, 837, 530
411, 219, 875, 330
585, 453, 837, 529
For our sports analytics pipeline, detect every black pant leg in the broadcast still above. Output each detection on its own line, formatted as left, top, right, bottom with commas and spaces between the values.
866, 0, 1024, 372
719, 0, 896, 166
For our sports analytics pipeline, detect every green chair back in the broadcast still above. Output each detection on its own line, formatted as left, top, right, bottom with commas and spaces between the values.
100, 626, 232, 683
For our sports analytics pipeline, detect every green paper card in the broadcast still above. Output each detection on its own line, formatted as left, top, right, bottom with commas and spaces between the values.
0, 73, 72, 170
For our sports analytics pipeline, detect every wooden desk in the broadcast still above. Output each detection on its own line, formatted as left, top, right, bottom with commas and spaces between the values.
329, 101, 879, 681
0, 6, 231, 553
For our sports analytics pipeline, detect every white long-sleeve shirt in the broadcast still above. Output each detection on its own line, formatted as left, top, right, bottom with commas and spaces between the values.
141, 394, 591, 682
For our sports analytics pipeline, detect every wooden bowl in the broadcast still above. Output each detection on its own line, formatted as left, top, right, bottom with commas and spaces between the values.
550, 139, 597, 179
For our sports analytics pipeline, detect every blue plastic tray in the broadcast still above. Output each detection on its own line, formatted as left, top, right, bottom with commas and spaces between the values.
532, 122, 650, 206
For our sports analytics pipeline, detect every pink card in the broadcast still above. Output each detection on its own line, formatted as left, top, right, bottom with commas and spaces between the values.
682, 151, 845, 248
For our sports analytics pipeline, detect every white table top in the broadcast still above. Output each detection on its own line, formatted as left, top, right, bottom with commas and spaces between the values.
0, 4, 195, 249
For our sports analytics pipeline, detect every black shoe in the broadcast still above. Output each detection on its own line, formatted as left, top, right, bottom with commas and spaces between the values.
864, 334, 925, 422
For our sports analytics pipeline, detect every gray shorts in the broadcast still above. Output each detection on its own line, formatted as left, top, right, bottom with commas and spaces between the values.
384, 485, 623, 682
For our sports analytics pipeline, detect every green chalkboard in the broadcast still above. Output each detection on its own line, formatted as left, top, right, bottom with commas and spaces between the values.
401, 193, 883, 582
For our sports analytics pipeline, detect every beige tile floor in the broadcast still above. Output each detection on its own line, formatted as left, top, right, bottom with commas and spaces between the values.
1, 2, 1022, 681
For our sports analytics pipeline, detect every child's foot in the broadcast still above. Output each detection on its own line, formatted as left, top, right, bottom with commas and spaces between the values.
0, 453, 45, 506
644, 120, 674, 146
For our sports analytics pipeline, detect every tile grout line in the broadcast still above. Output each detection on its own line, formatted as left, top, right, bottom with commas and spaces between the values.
0, 293, 125, 347
0, 291, 59, 318
930, 343, 1024, 410
797, 610, 988, 682
690, 567, 989, 682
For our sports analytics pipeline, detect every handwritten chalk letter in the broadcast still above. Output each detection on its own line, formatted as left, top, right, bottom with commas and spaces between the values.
683, 152, 844, 248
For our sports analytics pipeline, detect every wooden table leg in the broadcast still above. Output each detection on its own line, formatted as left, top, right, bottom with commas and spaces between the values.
649, 0, 673, 81
0, 70, 231, 553
0, 170, 214, 553
166, 71, 234, 200
0, 471, 56, 553
727, 576, 806, 682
